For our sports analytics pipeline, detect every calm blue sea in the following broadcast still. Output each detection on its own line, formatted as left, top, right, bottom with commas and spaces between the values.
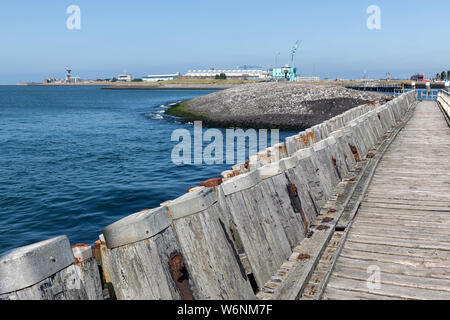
0, 86, 294, 253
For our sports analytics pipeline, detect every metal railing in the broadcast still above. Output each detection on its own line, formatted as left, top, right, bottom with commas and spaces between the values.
394, 89, 440, 101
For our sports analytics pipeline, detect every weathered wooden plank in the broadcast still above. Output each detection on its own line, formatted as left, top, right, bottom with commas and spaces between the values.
347, 226, 450, 243
350, 221, 450, 238
364, 194, 450, 203
107, 226, 185, 300
339, 248, 450, 268
345, 234, 450, 252
356, 210, 450, 224
333, 265, 450, 293
312, 140, 341, 197
359, 203, 450, 212
283, 167, 320, 225
222, 185, 292, 288
326, 275, 450, 300
322, 286, 403, 300
291, 148, 328, 211
169, 191, 255, 299
352, 216, 450, 230
258, 171, 307, 248
335, 256, 450, 280
344, 241, 450, 259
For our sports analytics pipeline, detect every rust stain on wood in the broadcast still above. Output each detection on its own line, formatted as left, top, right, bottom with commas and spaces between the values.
287, 182, 309, 234
169, 252, 194, 300
297, 253, 311, 261
301, 134, 308, 144
349, 144, 361, 162
198, 177, 223, 188
307, 131, 315, 143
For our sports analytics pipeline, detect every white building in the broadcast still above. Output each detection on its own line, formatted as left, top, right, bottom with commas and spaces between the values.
297, 76, 321, 82
184, 69, 271, 80
118, 74, 132, 82
142, 73, 180, 82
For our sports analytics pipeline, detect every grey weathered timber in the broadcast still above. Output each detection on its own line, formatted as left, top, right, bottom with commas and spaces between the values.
321, 100, 450, 300
312, 139, 341, 196
100, 208, 187, 300
102, 223, 183, 300
72, 244, 103, 300
0, 236, 90, 300
349, 121, 370, 157
258, 168, 307, 248
241, 100, 384, 171
261, 92, 416, 300
219, 171, 293, 288
167, 187, 256, 300
291, 148, 328, 214
330, 130, 357, 173
281, 159, 320, 225
102, 188, 255, 300
103, 207, 172, 249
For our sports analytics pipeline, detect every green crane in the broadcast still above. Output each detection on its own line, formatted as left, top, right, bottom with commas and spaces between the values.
290, 40, 301, 67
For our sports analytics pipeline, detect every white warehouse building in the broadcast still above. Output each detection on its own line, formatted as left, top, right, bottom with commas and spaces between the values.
142, 73, 180, 82
118, 74, 132, 82
183, 69, 271, 80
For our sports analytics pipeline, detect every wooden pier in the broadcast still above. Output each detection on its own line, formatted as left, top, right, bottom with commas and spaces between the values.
1, 90, 449, 300
318, 101, 450, 300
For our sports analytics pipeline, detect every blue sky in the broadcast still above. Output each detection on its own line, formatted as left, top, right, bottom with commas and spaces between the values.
0, 0, 448, 84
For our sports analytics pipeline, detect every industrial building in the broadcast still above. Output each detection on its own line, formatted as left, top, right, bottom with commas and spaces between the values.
410, 74, 425, 82
183, 69, 271, 80
298, 76, 320, 82
118, 74, 132, 82
272, 66, 297, 82
142, 73, 180, 82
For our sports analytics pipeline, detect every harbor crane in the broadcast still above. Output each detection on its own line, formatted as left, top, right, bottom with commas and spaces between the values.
290, 40, 301, 67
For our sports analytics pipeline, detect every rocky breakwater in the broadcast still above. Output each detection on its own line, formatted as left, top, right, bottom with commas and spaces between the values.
166, 82, 392, 130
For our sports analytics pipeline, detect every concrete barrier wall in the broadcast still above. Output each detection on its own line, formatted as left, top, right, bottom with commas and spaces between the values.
0, 91, 417, 300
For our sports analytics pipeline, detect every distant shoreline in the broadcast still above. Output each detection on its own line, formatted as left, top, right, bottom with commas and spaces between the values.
6, 83, 239, 90
101, 85, 234, 90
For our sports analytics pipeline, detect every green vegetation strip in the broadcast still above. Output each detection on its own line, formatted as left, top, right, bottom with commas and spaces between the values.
165, 100, 209, 120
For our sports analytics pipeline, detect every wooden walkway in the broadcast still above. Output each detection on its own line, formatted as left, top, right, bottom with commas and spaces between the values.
322, 101, 450, 300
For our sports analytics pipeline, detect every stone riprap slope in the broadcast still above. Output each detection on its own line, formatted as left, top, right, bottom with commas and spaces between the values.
179, 83, 392, 130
